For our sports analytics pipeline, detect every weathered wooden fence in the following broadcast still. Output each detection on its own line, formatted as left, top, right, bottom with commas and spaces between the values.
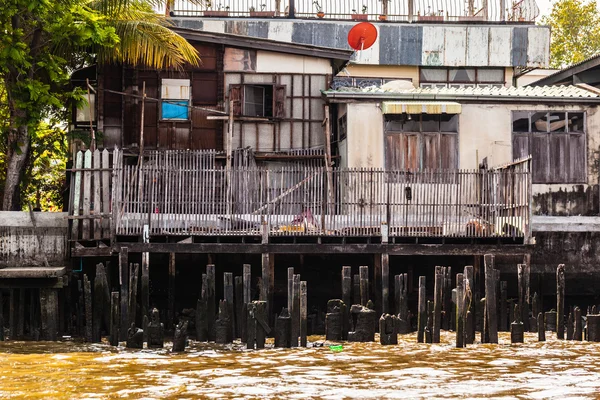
112, 151, 531, 239
68, 149, 117, 241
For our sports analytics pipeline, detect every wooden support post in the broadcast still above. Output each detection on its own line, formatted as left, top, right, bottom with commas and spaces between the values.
300, 281, 307, 347
510, 320, 524, 343
255, 301, 269, 349
395, 275, 401, 316
517, 264, 526, 324
494, 269, 500, 333
463, 266, 475, 344
353, 274, 360, 305
417, 276, 426, 343
269, 255, 274, 326
17, 289, 24, 339
141, 250, 150, 332
30, 289, 40, 340
500, 281, 508, 332
235, 276, 243, 339
167, 253, 176, 330
359, 266, 369, 307
93, 264, 106, 342
557, 264, 565, 340
129, 262, 139, 329
287, 267, 294, 312
247, 303, 256, 350
206, 264, 216, 341
243, 264, 251, 304
76, 280, 83, 337
567, 310, 574, 340
574, 307, 582, 341
433, 266, 443, 343
442, 267, 451, 331
456, 273, 465, 348
0, 291, 4, 341
523, 262, 530, 332
538, 312, 546, 342
381, 254, 389, 315
426, 300, 434, 344
342, 266, 352, 340
291, 274, 300, 347
110, 291, 119, 346
119, 247, 129, 341
224, 272, 235, 342
260, 254, 270, 315
40, 288, 58, 341
484, 254, 498, 343
373, 256, 382, 315
84, 275, 92, 342
197, 274, 208, 342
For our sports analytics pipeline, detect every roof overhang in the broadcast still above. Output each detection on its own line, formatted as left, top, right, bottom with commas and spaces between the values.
529, 54, 600, 86
382, 101, 461, 114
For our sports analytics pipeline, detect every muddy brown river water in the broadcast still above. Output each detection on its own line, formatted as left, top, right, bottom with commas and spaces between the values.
1, 331, 599, 399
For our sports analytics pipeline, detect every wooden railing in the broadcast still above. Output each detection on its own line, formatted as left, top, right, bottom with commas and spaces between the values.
170, 0, 539, 22
111, 150, 532, 240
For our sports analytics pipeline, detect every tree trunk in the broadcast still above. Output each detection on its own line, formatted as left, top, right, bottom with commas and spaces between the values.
3, 122, 30, 211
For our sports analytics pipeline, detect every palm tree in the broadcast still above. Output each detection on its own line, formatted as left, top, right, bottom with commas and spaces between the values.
1, 0, 202, 210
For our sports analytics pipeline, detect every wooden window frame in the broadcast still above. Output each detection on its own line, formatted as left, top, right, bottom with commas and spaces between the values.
160, 78, 191, 121
420, 67, 505, 87
512, 111, 587, 184
229, 83, 286, 120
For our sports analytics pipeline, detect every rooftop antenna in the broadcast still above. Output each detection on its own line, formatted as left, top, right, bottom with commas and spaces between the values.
347, 22, 378, 63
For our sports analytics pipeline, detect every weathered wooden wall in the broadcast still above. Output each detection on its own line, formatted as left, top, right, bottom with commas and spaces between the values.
0, 212, 68, 267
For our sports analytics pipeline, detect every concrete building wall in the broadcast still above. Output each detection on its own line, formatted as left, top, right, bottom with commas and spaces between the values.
174, 19, 551, 68
345, 103, 384, 168
0, 212, 68, 268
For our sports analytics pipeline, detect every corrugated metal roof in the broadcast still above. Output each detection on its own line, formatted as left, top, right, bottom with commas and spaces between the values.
326, 85, 599, 98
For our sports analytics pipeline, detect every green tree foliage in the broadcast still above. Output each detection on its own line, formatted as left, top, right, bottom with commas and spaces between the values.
542, 0, 600, 68
0, 0, 201, 210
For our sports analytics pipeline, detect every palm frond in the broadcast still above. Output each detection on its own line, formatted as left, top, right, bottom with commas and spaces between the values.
89, 0, 204, 16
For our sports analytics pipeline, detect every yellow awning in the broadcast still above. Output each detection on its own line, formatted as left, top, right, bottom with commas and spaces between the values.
381, 101, 462, 114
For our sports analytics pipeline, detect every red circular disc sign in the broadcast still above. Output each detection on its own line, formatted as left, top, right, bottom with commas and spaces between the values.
347, 22, 378, 51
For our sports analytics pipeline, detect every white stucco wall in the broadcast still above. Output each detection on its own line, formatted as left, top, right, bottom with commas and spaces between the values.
345, 103, 384, 168
256, 51, 332, 74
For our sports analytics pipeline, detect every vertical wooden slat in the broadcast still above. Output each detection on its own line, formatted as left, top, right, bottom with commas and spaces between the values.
72, 151, 83, 239
82, 150, 92, 240
93, 149, 102, 239
102, 149, 110, 237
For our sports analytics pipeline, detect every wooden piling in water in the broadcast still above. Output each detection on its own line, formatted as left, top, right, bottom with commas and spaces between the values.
417, 276, 426, 343
167, 253, 176, 330
300, 281, 307, 347
40, 288, 58, 341
242, 264, 251, 342
500, 281, 507, 332
110, 292, 119, 346
119, 247, 129, 341
255, 301, 269, 349
291, 274, 300, 347
235, 276, 243, 339
556, 264, 565, 339
433, 266, 442, 343
287, 267, 294, 312
588, 314, 600, 342
484, 255, 498, 343
511, 321, 524, 343
574, 307, 582, 341
463, 266, 474, 344
381, 254, 389, 315
224, 272, 235, 341
93, 264, 107, 342
141, 252, 149, 331
531, 292, 539, 332
129, 263, 139, 329
443, 267, 452, 331
456, 272, 465, 348
342, 266, 352, 340
84, 275, 92, 342
425, 300, 433, 344
359, 266, 369, 307
206, 264, 216, 341
538, 312, 545, 342
0, 292, 4, 341
16, 289, 24, 340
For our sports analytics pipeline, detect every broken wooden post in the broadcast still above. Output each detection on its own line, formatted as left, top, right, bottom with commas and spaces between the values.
359, 266, 369, 306
119, 247, 129, 341
287, 267, 294, 312
215, 300, 232, 344
381, 254, 389, 314
325, 300, 345, 341
574, 307, 582, 341
84, 275, 92, 342
167, 253, 176, 330
206, 264, 216, 341
587, 314, 600, 342
510, 320, 524, 344
396, 273, 410, 334
484, 254, 498, 343
556, 264, 565, 339
299, 280, 307, 347
425, 300, 434, 344
538, 312, 545, 342
353, 274, 360, 305
126, 322, 144, 349
274, 308, 291, 348
234, 276, 243, 339
433, 266, 443, 343
291, 274, 300, 347
567, 310, 574, 340
93, 263, 107, 342
347, 304, 376, 342
128, 262, 139, 330
255, 301, 269, 349
172, 320, 188, 352
247, 302, 256, 349
379, 314, 398, 345
40, 288, 58, 341
463, 266, 474, 344
147, 308, 164, 348
342, 266, 352, 340
417, 276, 426, 343
224, 272, 235, 341
110, 291, 119, 346
456, 272, 465, 348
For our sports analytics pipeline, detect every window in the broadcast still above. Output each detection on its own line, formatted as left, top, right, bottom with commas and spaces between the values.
75, 94, 95, 126
161, 79, 190, 120
512, 111, 586, 184
385, 114, 459, 172
420, 67, 505, 88
229, 84, 286, 119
